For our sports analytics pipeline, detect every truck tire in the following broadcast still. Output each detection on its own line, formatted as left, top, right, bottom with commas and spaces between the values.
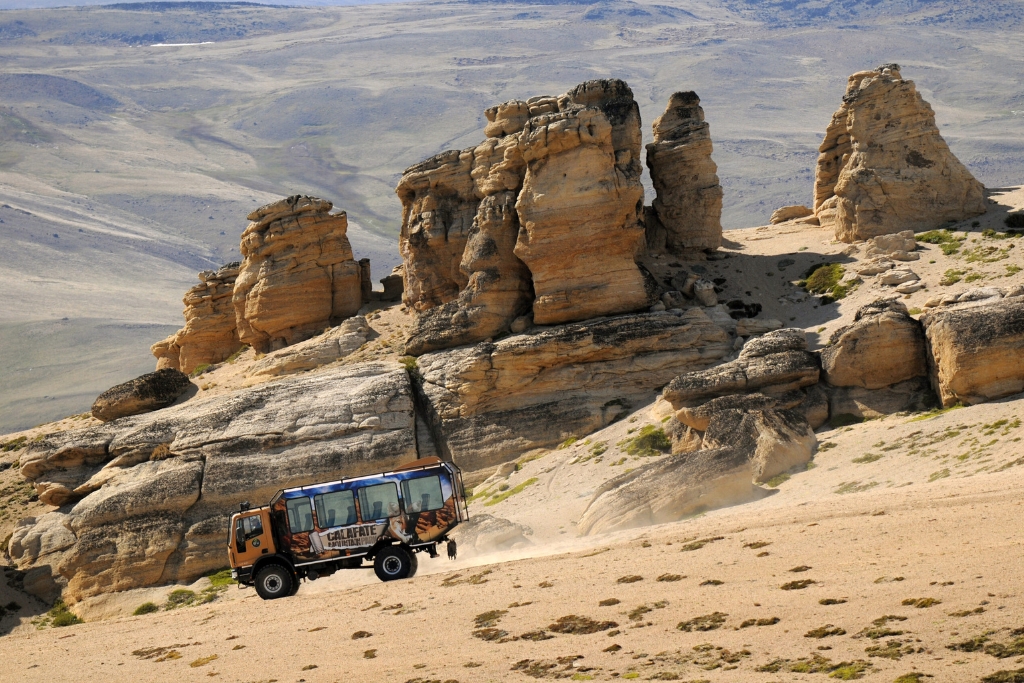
408, 552, 419, 578
255, 564, 293, 599
374, 546, 414, 582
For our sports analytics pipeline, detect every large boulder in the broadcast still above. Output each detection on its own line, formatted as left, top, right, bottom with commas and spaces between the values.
416, 309, 731, 473
151, 262, 242, 374
13, 361, 417, 603
825, 377, 935, 421
90, 369, 192, 422
663, 329, 819, 408
921, 297, 1024, 406
645, 91, 723, 253
701, 408, 816, 484
821, 299, 927, 389
233, 195, 367, 353
450, 514, 532, 555
577, 448, 763, 535
813, 64, 986, 242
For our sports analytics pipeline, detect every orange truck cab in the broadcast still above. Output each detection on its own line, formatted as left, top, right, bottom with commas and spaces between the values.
227, 457, 468, 599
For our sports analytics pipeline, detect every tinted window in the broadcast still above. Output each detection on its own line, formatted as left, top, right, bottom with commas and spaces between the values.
314, 490, 356, 528
286, 497, 314, 533
402, 475, 445, 513
240, 515, 263, 538
358, 482, 400, 520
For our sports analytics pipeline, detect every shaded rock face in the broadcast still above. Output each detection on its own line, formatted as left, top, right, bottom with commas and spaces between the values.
233, 195, 365, 353
922, 297, 1024, 406
814, 64, 986, 242
152, 262, 242, 374
645, 91, 723, 254
396, 150, 478, 312
821, 298, 927, 390
415, 309, 731, 473
825, 377, 934, 421
91, 369, 192, 423
12, 362, 416, 603
577, 448, 764, 535
399, 79, 652, 349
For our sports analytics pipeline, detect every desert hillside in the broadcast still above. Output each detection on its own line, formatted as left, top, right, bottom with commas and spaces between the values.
2, 0, 1024, 430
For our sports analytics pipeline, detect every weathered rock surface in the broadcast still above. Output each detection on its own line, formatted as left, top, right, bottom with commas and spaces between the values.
404, 191, 533, 355
12, 362, 416, 602
825, 377, 934, 421
702, 408, 816, 484
90, 369, 193, 422
416, 309, 731, 472
924, 285, 1024, 310
675, 393, 779, 432
233, 195, 365, 352
866, 230, 919, 261
814, 64, 986, 242
663, 329, 819, 408
515, 80, 649, 324
248, 316, 371, 377
396, 150, 478, 312
922, 297, 1024, 406
152, 262, 242, 373
645, 91, 723, 253
821, 299, 927, 389
577, 448, 764, 535
770, 205, 814, 224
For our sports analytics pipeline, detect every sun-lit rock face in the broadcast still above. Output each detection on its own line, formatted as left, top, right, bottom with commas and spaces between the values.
814, 64, 986, 242
645, 91, 723, 254
233, 195, 366, 353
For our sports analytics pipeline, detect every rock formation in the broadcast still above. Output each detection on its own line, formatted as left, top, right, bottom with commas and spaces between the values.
247, 316, 371, 378
770, 205, 814, 224
90, 369, 192, 422
515, 80, 649, 324
701, 408, 816, 484
820, 299, 927, 390
398, 79, 653, 351
922, 297, 1024, 406
396, 150, 478, 312
645, 91, 724, 253
11, 361, 416, 603
233, 195, 366, 353
415, 309, 731, 472
814, 64, 986, 242
151, 262, 241, 374
577, 448, 763, 535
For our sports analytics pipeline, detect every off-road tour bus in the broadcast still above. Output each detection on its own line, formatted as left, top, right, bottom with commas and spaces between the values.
227, 457, 468, 599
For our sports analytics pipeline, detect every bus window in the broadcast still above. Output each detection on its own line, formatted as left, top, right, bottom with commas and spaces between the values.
314, 490, 356, 528
358, 482, 400, 520
286, 497, 314, 533
235, 515, 263, 553
401, 475, 445, 513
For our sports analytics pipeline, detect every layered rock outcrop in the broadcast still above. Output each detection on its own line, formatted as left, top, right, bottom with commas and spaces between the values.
415, 309, 731, 472
645, 91, 723, 253
398, 79, 653, 351
247, 316, 371, 378
90, 369, 193, 423
151, 262, 241, 374
922, 297, 1024, 406
814, 64, 986, 242
11, 361, 416, 603
234, 195, 367, 352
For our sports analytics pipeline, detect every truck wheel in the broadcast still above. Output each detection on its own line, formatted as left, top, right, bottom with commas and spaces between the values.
408, 552, 419, 578
374, 546, 414, 581
255, 565, 293, 599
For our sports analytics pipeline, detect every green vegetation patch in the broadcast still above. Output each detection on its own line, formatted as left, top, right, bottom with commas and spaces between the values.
963, 244, 1012, 264
47, 601, 82, 627
677, 612, 727, 632
680, 536, 724, 552
617, 425, 670, 457
483, 477, 537, 506
757, 654, 871, 679
806, 624, 846, 638
940, 269, 968, 286
800, 263, 850, 301
548, 615, 618, 634
852, 453, 883, 464
133, 602, 159, 616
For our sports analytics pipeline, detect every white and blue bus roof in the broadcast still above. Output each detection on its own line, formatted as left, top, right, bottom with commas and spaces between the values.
270, 457, 460, 505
